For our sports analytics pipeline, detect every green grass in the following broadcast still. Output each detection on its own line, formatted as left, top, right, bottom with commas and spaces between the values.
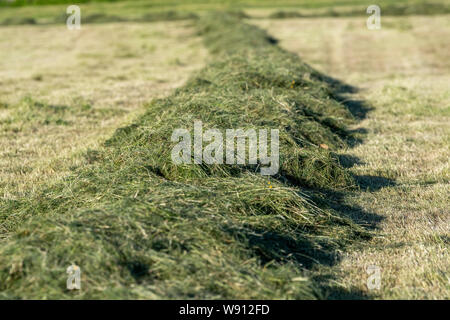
0, 0, 439, 8
1, 0, 449, 26
0, 13, 368, 299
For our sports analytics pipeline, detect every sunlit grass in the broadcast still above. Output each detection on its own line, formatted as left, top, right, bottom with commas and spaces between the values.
256, 14, 450, 299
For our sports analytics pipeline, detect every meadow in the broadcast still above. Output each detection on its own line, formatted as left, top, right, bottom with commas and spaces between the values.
0, 0, 448, 299
254, 13, 450, 298
1, 0, 450, 25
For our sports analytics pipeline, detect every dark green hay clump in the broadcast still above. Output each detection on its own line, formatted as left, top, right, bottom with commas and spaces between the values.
0, 13, 365, 299
267, 3, 450, 19
50, 10, 198, 25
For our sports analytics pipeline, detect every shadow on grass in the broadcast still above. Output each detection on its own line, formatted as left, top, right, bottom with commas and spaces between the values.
318, 72, 373, 120
340, 98, 373, 120
223, 225, 339, 269
311, 187, 385, 230
338, 154, 364, 168
311, 274, 373, 300
355, 175, 396, 191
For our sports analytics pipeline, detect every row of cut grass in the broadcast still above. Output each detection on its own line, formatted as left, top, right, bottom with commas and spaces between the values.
0, 13, 366, 299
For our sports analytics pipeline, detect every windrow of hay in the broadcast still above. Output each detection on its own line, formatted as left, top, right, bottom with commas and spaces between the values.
0, 13, 365, 299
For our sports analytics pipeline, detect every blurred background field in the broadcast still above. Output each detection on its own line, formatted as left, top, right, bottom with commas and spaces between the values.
1, 0, 450, 25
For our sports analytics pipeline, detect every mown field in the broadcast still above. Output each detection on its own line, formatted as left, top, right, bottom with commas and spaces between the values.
254, 14, 450, 299
0, 0, 448, 299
